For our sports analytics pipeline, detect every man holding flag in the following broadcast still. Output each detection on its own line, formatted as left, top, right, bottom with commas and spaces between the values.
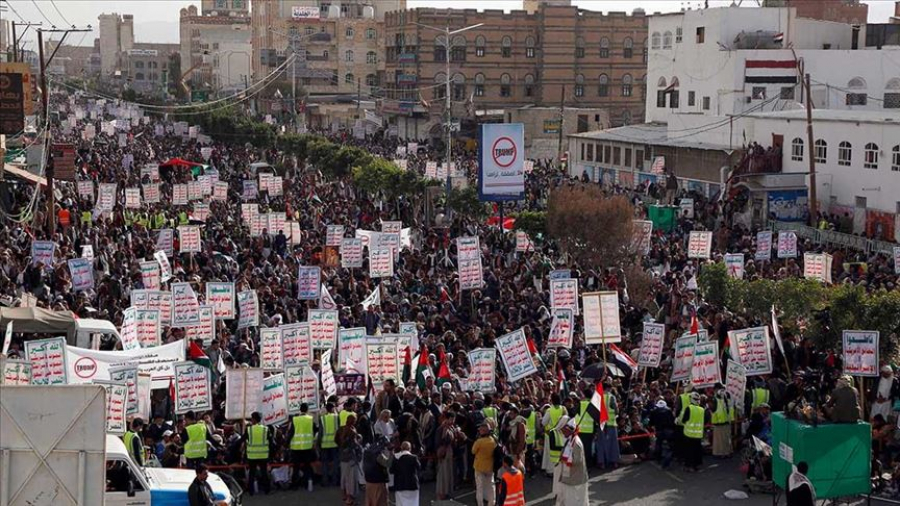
555, 418, 588, 505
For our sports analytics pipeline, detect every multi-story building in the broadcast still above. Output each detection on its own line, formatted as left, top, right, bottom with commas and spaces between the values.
762, 0, 868, 25
1, 18, 10, 61
98, 13, 135, 76
381, 4, 648, 155
42, 40, 100, 77
179, 4, 252, 95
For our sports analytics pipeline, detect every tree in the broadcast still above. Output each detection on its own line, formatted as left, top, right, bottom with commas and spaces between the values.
547, 185, 635, 269
447, 187, 488, 221
512, 211, 547, 240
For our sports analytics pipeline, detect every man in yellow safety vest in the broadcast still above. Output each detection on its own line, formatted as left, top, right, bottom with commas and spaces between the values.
680, 392, 709, 472
123, 418, 145, 468
288, 403, 317, 491
578, 388, 596, 466
182, 411, 214, 470
320, 402, 340, 487
244, 411, 272, 495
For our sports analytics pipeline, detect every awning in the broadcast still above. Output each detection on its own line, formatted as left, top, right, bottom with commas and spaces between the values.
2, 164, 47, 186
0, 307, 78, 342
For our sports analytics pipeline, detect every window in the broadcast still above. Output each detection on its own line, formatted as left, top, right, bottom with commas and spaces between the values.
814, 139, 827, 164
434, 37, 446, 62
846, 77, 867, 106
345, 26, 354, 38
134, 61, 144, 69
366, 28, 376, 40
524, 74, 534, 97
366, 73, 378, 87
675, 27, 682, 43
575, 74, 585, 97
135, 72, 145, 80
526, 36, 536, 58
752, 87, 767, 100
576, 37, 585, 58
587, 144, 594, 162
500, 73, 511, 97
624, 148, 632, 167
305, 26, 315, 36
452, 73, 466, 100
703, 96, 711, 110
643, 39, 648, 63
636, 150, 644, 169
651, 32, 661, 49
688, 91, 695, 107
623, 38, 633, 59
232, 0, 244, 8
475, 73, 485, 97
434, 72, 446, 100
366, 51, 377, 64
696, 27, 705, 44
450, 36, 466, 62
622, 74, 633, 97
884, 78, 900, 109
502, 36, 512, 58
598, 74, 609, 97
475, 36, 486, 57
599, 38, 610, 58
613, 146, 621, 165
345, 50, 354, 62
670, 90, 679, 108
838, 141, 852, 166
604, 146, 611, 164
892, 145, 900, 171
864, 143, 879, 169
780, 86, 795, 100
345, 73, 355, 84
791, 138, 804, 161
663, 31, 672, 49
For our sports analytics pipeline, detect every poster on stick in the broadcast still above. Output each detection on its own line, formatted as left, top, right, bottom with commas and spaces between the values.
691, 341, 722, 389
224, 368, 263, 420
582, 292, 621, 345
173, 361, 212, 414
467, 348, 496, 393
670, 334, 697, 382
842, 330, 879, 377
282, 323, 312, 368
638, 322, 665, 368
495, 328, 538, 383
286, 365, 320, 414
261, 373, 289, 426
546, 309, 574, 348
25, 337, 68, 385
728, 327, 773, 376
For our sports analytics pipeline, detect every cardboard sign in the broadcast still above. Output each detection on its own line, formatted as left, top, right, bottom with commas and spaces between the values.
140, 260, 160, 290
143, 183, 160, 204
777, 231, 798, 258
341, 238, 363, 268
365, 339, 400, 392
237, 290, 259, 329
326, 225, 345, 246
178, 225, 202, 253
260, 328, 284, 371
31, 240, 55, 268
172, 184, 188, 205
282, 323, 311, 368
843, 330, 879, 377
638, 322, 665, 368
286, 365, 320, 414
687, 231, 712, 259
68, 258, 94, 292
309, 310, 339, 349
120, 307, 140, 351
297, 266, 322, 300
728, 327, 773, 376
515, 231, 534, 253
369, 247, 394, 278
725, 253, 745, 279
135, 309, 161, 348
725, 360, 747, 416
125, 188, 141, 209
632, 220, 653, 256
803, 253, 833, 283
582, 291, 621, 344
185, 305, 215, 346
171, 282, 201, 327
458, 257, 484, 290
225, 368, 263, 420
495, 328, 538, 383
173, 361, 212, 414
467, 348, 496, 393
25, 337, 68, 385
546, 308, 574, 348
321, 348, 337, 398
206, 282, 235, 320
550, 278, 579, 314
670, 334, 697, 382
691, 341, 721, 389
94, 381, 128, 434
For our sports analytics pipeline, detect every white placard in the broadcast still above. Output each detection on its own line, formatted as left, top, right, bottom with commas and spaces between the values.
143, 183, 160, 204
206, 282, 235, 319
670, 334, 697, 382
171, 282, 201, 327
326, 225, 345, 246
365, 339, 400, 392
550, 278, 579, 314
25, 337, 69, 385
725, 360, 747, 416
185, 305, 215, 346
727, 326, 773, 376
120, 307, 140, 351
225, 368, 263, 420
286, 365, 320, 414
777, 231, 798, 258
140, 260, 160, 290
213, 181, 228, 201
178, 225, 202, 253
173, 361, 212, 414
94, 380, 129, 434
282, 323, 311, 368
467, 348, 496, 393
725, 253, 745, 279
31, 240, 55, 268
582, 291, 621, 344
68, 258, 94, 292
687, 231, 712, 259
172, 184, 188, 206
679, 198, 695, 219
843, 330, 879, 377
369, 248, 394, 278
297, 266, 321, 300
638, 322, 665, 368
691, 341, 721, 389
2, 359, 32, 385
339, 327, 367, 373
546, 308, 574, 348
309, 309, 339, 349
261, 373, 289, 426
633, 220, 653, 255
341, 238, 363, 268
125, 188, 141, 209
321, 348, 337, 398
803, 252, 833, 283
479, 123, 525, 199
515, 231, 534, 253
135, 309, 161, 348
237, 290, 259, 329
260, 328, 284, 371
156, 229, 174, 257
495, 328, 538, 383
894, 246, 900, 275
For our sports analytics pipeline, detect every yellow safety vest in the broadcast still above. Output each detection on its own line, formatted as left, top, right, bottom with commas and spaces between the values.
684, 405, 705, 439
81, 211, 92, 225
712, 399, 734, 425
321, 413, 338, 449
547, 405, 565, 429
291, 415, 314, 450
184, 423, 208, 459
525, 412, 537, 445
178, 211, 188, 225
340, 410, 353, 427
247, 424, 269, 460
549, 430, 564, 464
578, 401, 594, 434
604, 393, 617, 424
676, 393, 691, 425
751, 388, 769, 410
123, 431, 141, 464
483, 407, 498, 435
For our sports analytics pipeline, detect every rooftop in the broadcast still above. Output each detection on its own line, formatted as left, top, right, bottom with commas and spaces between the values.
743, 109, 900, 125
568, 123, 734, 152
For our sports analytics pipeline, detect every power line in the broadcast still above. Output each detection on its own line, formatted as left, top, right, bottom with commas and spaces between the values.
30, 0, 57, 27
48, 0, 72, 27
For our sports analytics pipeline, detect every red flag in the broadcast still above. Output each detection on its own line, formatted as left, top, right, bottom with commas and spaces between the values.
437, 355, 451, 381
526, 337, 538, 355
690, 310, 700, 336
587, 382, 610, 429
403, 346, 412, 367
440, 286, 450, 303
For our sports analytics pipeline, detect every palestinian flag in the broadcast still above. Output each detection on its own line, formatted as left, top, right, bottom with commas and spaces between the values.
402, 346, 412, 385
187, 340, 211, 369
586, 382, 610, 430
690, 310, 700, 336
416, 344, 432, 390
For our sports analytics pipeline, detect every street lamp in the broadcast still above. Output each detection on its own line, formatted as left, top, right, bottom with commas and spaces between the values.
413, 21, 483, 188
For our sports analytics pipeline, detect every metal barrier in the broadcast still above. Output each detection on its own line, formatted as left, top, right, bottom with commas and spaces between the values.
769, 221, 895, 255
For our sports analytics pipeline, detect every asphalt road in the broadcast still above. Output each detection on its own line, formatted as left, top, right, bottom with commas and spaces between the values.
242, 456, 786, 505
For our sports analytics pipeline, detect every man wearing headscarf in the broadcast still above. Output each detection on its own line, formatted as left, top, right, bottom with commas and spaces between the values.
786, 461, 816, 506
869, 365, 897, 422
546, 415, 569, 500
827, 375, 861, 423
555, 418, 588, 506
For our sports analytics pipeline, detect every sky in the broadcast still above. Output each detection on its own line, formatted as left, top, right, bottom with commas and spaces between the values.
4, 0, 897, 48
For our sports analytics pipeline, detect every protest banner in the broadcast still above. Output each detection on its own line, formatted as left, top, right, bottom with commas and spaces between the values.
458, 258, 484, 290
171, 282, 201, 327
756, 231, 773, 261
68, 258, 94, 292
185, 305, 215, 346
326, 225, 345, 246
638, 322, 665, 368
213, 181, 228, 201
261, 373, 289, 426
140, 260, 160, 290
120, 307, 140, 351
687, 231, 712, 259
172, 361, 212, 414
156, 229, 174, 257
369, 247, 394, 278
143, 183, 160, 204
286, 365, 320, 414
178, 225, 202, 254
109, 365, 140, 416
365, 339, 400, 391
237, 290, 259, 329
2, 359, 32, 385
205, 282, 235, 320
282, 323, 312, 368
77, 180, 94, 200
467, 348, 496, 393
309, 309, 339, 349
382, 221, 402, 235
582, 291, 621, 345
725, 253, 745, 279
803, 252, 833, 283
777, 231, 798, 258
260, 328, 284, 371
843, 330, 879, 377
125, 188, 141, 208
341, 238, 364, 268
192, 203, 210, 222
225, 368, 263, 420
334, 373, 365, 397
98, 183, 117, 212
135, 309, 160, 348
94, 381, 128, 434
725, 360, 747, 415
297, 266, 322, 300
632, 220, 653, 255
670, 334, 697, 382
172, 184, 188, 205
691, 341, 722, 389
66, 339, 186, 389
728, 327, 773, 376
515, 231, 534, 253
546, 308, 574, 348
321, 349, 337, 398
496, 329, 537, 383
31, 240, 55, 268
550, 278, 579, 314
339, 327, 367, 373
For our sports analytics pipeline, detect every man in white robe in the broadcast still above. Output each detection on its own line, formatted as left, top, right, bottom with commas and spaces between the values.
556, 419, 589, 506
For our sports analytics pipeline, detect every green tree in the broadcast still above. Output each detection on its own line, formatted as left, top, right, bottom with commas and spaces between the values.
512, 211, 547, 240
447, 187, 488, 221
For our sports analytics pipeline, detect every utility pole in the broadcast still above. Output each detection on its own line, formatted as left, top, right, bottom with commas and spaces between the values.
357, 77, 361, 119
11, 22, 43, 63
804, 73, 817, 226
290, 34, 298, 131
445, 27, 452, 189
557, 85, 566, 165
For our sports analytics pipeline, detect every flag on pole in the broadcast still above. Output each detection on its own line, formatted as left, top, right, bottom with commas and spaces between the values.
187, 340, 211, 369
771, 305, 785, 356
690, 309, 700, 336
402, 346, 412, 385
586, 382, 610, 430
437, 352, 452, 387
361, 285, 381, 310
416, 345, 432, 390
609, 343, 637, 376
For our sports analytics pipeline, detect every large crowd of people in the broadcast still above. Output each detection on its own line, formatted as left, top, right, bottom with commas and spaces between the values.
1, 91, 899, 506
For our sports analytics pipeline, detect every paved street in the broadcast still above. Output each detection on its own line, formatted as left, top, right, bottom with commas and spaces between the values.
243, 457, 780, 505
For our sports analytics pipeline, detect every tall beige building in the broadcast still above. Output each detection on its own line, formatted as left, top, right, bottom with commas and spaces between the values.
98, 13, 135, 75
180, 4, 252, 94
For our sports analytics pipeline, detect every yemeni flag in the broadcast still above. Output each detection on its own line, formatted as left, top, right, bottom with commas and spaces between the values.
187, 340, 211, 369
416, 344, 432, 390
402, 346, 412, 385
586, 382, 610, 430
609, 343, 637, 377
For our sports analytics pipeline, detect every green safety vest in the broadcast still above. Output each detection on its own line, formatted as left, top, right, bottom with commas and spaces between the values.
178, 211, 189, 225
321, 413, 338, 449
483, 407, 498, 435
247, 424, 269, 460
549, 430, 565, 464
712, 399, 734, 425
676, 393, 691, 424
604, 393, 617, 424
340, 410, 353, 427
124, 211, 133, 226
123, 431, 141, 464
547, 405, 565, 429
525, 412, 537, 445
81, 211, 92, 225
684, 405, 705, 439
185, 423, 208, 459
291, 415, 314, 450
578, 400, 594, 434
154, 213, 166, 229
751, 388, 770, 410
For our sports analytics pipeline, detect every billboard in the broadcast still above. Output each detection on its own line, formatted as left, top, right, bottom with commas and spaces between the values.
0, 72, 25, 135
292, 6, 321, 19
478, 123, 525, 201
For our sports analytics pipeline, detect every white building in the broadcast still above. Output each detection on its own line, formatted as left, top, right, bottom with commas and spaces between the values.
179, 5, 253, 95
